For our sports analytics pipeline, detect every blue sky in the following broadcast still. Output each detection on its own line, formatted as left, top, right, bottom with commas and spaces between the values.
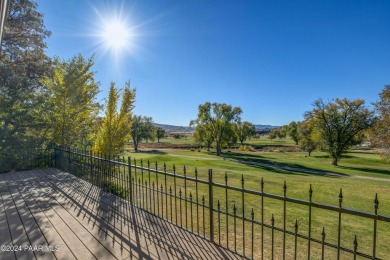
35, 0, 390, 126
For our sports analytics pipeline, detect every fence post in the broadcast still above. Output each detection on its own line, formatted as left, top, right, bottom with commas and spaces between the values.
67, 147, 71, 172
53, 148, 57, 168
90, 150, 93, 178
128, 156, 133, 204
208, 169, 214, 242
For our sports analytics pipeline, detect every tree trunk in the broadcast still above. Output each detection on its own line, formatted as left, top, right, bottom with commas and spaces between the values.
133, 139, 138, 152
332, 157, 338, 166
207, 141, 211, 152
216, 141, 221, 156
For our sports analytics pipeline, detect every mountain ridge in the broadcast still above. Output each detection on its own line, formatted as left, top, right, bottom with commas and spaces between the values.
153, 123, 280, 132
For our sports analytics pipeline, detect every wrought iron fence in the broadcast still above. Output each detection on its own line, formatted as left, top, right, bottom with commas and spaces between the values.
0, 147, 53, 173
53, 147, 390, 259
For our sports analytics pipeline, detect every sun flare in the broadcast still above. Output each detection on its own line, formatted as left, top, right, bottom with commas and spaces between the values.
91, 7, 141, 66
101, 20, 131, 51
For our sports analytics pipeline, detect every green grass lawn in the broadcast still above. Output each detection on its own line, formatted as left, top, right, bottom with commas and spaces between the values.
140, 135, 297, 147
124, 148, 390, 212
247, 135, 297, 146
120, 146, 390, 258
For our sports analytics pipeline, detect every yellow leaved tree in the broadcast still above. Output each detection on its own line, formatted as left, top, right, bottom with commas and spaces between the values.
94, 81, 136, 156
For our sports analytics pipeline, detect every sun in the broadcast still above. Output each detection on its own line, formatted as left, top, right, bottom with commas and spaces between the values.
91, 7, 141, 66
101, 20, 131, 51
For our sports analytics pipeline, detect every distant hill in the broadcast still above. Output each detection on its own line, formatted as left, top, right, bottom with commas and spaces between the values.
154, 123, 279, 133
254, 124, 280, 130
153, 123, 194, 133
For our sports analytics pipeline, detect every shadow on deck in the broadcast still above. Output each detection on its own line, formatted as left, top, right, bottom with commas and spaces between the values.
0, 168, 242, 260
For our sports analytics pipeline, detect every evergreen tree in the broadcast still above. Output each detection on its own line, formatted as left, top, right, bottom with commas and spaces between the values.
0, 0, 51, 170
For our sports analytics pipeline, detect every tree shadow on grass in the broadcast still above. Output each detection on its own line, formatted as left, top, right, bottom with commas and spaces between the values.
338, 166, 390, 176
137, 150, 167, 155
223, 152, 347, 178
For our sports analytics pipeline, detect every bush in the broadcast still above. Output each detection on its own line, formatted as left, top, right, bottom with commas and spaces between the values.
238, 145, 255, 152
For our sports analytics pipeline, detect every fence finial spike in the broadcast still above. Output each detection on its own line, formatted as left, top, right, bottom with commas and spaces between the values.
271, 214, 275, 225
339, 188, 343, 204
184, 165, 186, 175
374, 193, 379, 205
294, 219, 298, 232
164, 162, 166, 171
374, 193, 379, 213
353, 235, 358, 250
261, 177, 264, 191
251, 208, 254, 220
283, 181, 287, 196
217, 200, 220, 209
195, 167, 198, 177
322, 227, 326, 240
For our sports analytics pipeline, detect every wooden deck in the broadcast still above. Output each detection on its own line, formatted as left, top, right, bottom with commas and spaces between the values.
0, 168, 242, 260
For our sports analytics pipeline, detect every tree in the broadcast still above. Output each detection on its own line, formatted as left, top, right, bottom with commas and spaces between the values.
130, 116, 155, 152
192, 123, 213, 151
41, 55, 100, 148
191, 102, 242, 156
298, 120, 317, 156
269, 129, 286, 140
94, 82, 136, 155
278, 126, 288, 139
305, 98, 374, 166
156, 127, 166, 143
371, 85, 390, 162
235, 121, 256, 145
287, 121, 300, 145
0, 0, 51, 169
268, 130, 277, 141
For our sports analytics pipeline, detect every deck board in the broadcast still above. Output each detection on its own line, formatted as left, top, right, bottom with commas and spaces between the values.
0, 168, 242, 260
3, 174, 56, 260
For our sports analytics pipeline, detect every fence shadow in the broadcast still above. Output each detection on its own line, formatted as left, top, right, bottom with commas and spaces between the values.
40, 169, 240, 259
